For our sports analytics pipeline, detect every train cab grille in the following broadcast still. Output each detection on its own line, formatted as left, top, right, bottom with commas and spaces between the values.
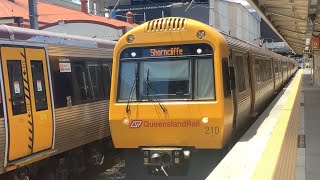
146, 18, 187, 32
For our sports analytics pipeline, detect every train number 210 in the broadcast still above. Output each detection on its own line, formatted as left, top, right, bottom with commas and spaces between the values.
205, 126, 219, 135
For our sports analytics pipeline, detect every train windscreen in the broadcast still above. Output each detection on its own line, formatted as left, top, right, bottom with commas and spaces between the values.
117, 43, 215, 102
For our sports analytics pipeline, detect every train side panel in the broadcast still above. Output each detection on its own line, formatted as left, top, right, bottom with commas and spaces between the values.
222, 35, 252, 129
54, 100, 110, 154
47, 45, 113, 155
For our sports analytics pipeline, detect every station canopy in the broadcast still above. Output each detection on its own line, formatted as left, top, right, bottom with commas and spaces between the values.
247, 0, 310, 54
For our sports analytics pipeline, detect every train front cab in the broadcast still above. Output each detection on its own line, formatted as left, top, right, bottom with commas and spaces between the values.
0, 42, 54, 172
109, 18, 236, 176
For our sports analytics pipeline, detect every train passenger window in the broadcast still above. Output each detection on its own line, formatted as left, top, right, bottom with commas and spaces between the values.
265, 60, 272, 81
256, 59, 272, 83
235, 55, 246, 92
88, 65, 103, 99
222, 58, 231, 97
31, 61, 48, 111
50, 56, 111, 107
274, 61, 278, 75
194, 58, 214, 99
72, 64, 88, 102
101, 64, 112, 98
7, 61, 27, 115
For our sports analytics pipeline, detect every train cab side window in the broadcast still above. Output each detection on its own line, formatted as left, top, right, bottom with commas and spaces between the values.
194, 58, 215, 99
235, 55, 246, 92
7, 61, 27, 115
31, 61, 48, 111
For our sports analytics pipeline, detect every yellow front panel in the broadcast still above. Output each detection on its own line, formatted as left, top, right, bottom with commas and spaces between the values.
1, 47, 31, 161
111, 102, 225, 149
25, 48, 53, 153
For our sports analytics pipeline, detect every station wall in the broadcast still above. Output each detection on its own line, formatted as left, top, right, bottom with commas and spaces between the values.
209, 0, 261, 43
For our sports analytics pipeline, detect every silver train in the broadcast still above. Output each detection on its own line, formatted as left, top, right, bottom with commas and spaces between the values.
223, 32, 298, 130
0, 25, 114, 179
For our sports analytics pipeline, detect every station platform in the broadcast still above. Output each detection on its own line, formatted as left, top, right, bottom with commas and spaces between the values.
298, 69, 320, 180
206, 69, 316, 180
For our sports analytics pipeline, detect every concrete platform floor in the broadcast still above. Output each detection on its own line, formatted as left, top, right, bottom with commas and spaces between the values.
297, 69, 320, 180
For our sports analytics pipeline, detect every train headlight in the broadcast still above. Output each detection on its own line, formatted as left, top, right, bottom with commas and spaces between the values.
126, 35, 135, 43
197, 48, 202, 54
183, 150, 190, 158
131, 51, 137, 57
197, 30, 206, 39
122, 117, 130, 125
202, 117, 209, 124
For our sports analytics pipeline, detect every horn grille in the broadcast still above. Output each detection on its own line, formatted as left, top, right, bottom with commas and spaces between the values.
146, 18, 187, 32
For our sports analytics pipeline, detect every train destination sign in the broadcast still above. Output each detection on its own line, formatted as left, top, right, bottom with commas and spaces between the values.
150, 47, 183, 56
120, 43, 213, 59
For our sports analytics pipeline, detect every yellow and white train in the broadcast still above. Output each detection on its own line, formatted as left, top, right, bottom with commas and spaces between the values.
109, 17, 298, 177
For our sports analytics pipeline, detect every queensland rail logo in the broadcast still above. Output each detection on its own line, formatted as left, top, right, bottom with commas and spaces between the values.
130, 120, 143, 128
129, 120, 200, 128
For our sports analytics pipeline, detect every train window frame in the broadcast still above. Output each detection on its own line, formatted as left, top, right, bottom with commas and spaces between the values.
30, 60, 49, 111
7, 60, 27, 115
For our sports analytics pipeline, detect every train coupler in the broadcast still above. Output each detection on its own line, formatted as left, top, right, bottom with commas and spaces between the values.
141, 147, 191, 176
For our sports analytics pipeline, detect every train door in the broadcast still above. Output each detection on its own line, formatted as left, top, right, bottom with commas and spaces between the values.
0, 46, 53, 162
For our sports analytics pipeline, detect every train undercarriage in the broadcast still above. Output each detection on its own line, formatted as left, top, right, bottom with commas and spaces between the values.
4, 138, 114, 180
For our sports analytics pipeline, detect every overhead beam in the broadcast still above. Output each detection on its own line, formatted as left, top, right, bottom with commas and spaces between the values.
277, 27, 306, 34
283, 35, 306, 42
284, 37, 306, 44
267, 12, 307, 22
285, 38, 305, 43
286, 40, 305, 46
290, 44, 305, 49
275, 24, 307, 27
259, 0, 307, 7
279, 30, 306, 37
265, 7, 308, 11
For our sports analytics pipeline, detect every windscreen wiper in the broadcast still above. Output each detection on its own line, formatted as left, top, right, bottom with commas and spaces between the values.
146, 69, 168, 113
126, 77, 137, 113
126, 66, 138, 113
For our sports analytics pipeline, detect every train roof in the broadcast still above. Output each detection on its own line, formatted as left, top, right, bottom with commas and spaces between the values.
0, 25, 116, 49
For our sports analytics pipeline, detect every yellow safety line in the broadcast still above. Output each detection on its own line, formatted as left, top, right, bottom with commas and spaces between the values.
252, 70, 302, 180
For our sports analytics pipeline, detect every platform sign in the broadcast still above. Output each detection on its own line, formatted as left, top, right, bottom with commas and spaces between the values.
312, 36, 320, 51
